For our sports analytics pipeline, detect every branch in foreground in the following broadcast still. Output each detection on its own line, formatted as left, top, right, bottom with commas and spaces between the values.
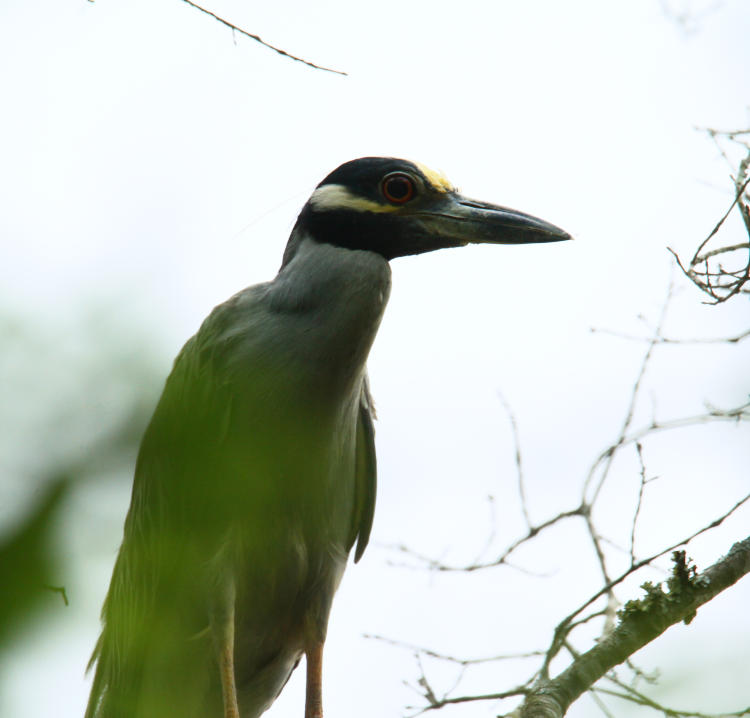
180, 0, 347, 75
519, 538, 750, 718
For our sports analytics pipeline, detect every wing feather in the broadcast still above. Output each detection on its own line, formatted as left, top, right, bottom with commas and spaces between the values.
86, 293, 255, 718
352, 378, 377, 563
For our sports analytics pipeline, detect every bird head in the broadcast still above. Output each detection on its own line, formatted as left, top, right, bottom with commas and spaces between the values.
284, 157, 571, 264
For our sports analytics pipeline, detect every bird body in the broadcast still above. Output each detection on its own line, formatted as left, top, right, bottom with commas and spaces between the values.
87, 236, 386, 718
86, 158, 569, 718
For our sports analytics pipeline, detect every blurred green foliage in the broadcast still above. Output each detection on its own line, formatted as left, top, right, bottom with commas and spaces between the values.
0, 306, 164, 649
0, 474, 69, 643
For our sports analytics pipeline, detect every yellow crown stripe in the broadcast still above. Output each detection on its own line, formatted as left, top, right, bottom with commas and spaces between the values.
414, 162, 455, 193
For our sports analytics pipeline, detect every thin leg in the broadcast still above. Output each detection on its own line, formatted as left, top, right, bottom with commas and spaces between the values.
211, 583, 240, 718
217, 622, 240, 718
304, 639, 325, 718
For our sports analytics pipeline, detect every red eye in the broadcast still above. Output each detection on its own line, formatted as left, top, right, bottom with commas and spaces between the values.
382, 172, 415, 204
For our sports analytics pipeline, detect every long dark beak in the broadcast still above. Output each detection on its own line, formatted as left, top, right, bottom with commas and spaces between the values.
415, 192, 572, 247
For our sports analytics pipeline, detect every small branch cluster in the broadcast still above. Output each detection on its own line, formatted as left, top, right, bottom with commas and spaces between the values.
378, 278, 749, 715
670, 127, 750, 303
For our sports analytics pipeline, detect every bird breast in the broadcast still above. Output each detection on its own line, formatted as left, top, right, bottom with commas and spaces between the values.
263, 235, 392, 396
201, 234, 390, 563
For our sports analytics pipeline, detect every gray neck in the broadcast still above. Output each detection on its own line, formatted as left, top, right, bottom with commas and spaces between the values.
266, 232, 392, 394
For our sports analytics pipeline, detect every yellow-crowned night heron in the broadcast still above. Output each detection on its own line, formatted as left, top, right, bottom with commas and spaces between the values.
85, 157, 571, 718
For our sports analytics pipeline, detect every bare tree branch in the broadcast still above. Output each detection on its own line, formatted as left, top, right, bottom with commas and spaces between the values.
595, 670, 750, 718
387, 506, 583, 573
381, 125, 750, 718
499, 392, 532, 528
363, 633, 544, 666
584, 401, 750, 502
669, 128, 750, 303
541, 494, 750, 677
590, 326, 750, 344
520, 539, 750, 718
179, 0, 347, 75
629, 442, 654, 563
392, 400, 749, 575
406, 684, 530, 716
584, 280, 672, 506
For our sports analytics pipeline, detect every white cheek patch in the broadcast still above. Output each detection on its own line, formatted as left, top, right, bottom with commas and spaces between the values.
308, 184, 401, 213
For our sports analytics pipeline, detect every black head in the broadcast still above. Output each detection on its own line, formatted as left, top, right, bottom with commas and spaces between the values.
283, 157, 571, 265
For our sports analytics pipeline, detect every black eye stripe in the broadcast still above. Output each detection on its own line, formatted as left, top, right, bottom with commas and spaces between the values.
382, 172, 416, 204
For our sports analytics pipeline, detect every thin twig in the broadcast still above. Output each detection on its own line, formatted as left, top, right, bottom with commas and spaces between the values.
387, 506, 584, 572
668, 151, 750, 303
587, 687, 618, 718
590, 326, 750, 344
584, 280, 673, 505
629, 442, 651, 563
595, 682, 750, 718
405, 686, 530, 716
695, 242, 750, 263
180, 0, 347, 75
688, 176, 750, 266
498, 392, 532, 528
363, 633, 544, 666
470, 494, 499, 565
584, 401, 750, 509
583, 509, 619, 635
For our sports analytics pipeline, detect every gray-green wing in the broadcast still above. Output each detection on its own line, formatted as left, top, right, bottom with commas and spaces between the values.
85, 294, 255, 718
352, 379, 377, 563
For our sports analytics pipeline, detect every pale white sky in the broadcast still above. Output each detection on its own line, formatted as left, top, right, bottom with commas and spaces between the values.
1, 1, 749, 717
